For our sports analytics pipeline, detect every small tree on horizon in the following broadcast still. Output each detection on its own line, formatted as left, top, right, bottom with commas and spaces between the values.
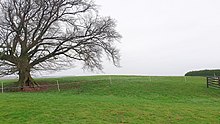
0, 0, 121, 88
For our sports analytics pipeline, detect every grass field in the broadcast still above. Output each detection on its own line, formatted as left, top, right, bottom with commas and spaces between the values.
0, 76, 220, 124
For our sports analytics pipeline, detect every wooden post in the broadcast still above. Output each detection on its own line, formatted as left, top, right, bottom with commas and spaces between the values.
184, 76, 187, 83
57, 80, 60, 92
109, 76, 112, 85
207, 77, 209, 88
218, 77, 220, 86
149, 76, 152, 82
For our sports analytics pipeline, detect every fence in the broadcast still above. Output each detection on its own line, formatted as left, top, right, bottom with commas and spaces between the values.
207, 77, 220, 88
0, 81, 81, 93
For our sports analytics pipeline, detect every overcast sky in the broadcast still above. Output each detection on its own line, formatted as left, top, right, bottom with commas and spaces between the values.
50, 0, 220, 77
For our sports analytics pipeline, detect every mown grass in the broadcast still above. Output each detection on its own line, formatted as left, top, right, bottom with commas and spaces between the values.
0, 76, 220, 124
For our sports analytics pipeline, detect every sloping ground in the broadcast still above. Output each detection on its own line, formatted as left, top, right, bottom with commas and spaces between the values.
0, 76, 220, 123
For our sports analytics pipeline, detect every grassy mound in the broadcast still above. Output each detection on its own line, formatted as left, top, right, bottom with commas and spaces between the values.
0, 76, 220, 123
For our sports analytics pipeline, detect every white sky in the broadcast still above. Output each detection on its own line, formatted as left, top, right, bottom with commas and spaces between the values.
50, 0, 220, 77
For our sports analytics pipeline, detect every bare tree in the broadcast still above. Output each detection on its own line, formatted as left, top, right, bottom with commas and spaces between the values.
0, 0, 121, 88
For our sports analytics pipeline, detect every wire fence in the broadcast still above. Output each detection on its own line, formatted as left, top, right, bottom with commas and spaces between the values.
0, 81, 81, 93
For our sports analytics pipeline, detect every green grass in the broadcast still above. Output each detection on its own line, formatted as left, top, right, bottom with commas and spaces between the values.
0, 76, 220, 124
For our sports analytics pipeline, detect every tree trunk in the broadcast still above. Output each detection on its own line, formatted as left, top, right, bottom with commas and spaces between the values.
18, 69, 37, 89
17, 58, 38, 89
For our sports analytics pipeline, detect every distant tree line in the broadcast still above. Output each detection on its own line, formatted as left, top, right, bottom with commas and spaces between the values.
185, 70, 220, 77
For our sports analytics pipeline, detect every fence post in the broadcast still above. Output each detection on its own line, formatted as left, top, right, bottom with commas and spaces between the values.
207, 77, 209, 88
184, 76, 187, 82
57, 80, 60, 92
109, 76, 112, 85
1, 82, 3, 93
218, 77, 220, 86
149, 76, 152, 82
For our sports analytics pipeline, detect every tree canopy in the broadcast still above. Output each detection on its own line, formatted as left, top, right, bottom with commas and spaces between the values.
185, 70, 220, 77
0, 0, 121, 87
